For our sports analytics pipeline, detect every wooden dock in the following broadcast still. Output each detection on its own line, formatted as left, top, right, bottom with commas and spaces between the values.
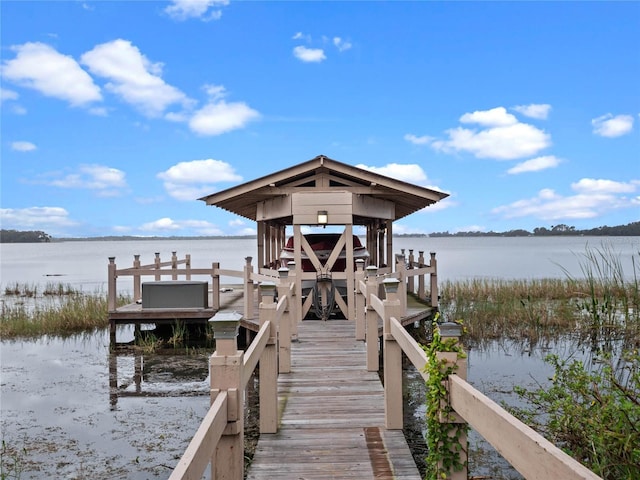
246, 319, 421, 480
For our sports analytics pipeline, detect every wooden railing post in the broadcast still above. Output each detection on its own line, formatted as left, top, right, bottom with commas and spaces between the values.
437, 321, 467, 480
382, 278, 404, 430
287, 262, 298, 341
186, 254, 191, 280
418, 251, 425, 301
407, 249, 415, 294
430, 252, 438, 308
365, 265, 379, 372
108, 257, 117, 311
258, 282, 278, 434
211, 262, 220, 310
154, 252, 161, 281
133, 255, 141, 303
277, 268, 292, 373
395, 253, 407, 312
244, 257, 254, 319
208, 311, 244, 480
171, 251, 178, 280
354, 259, 366, 341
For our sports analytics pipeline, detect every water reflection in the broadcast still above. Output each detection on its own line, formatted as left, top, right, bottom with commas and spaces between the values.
108, 351, 210, 408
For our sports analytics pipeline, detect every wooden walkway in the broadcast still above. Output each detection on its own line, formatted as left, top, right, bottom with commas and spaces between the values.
246, 319, 421, 480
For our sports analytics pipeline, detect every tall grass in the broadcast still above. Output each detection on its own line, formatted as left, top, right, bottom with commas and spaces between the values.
0, 290, 131, 338
439, 244, 640, 347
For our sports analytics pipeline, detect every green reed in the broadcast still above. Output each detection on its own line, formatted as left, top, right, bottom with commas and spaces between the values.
0, 292, 131, 338
439, 244, 639, 346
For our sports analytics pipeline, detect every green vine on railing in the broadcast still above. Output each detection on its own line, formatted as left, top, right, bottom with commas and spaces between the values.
422, 316, 468, 480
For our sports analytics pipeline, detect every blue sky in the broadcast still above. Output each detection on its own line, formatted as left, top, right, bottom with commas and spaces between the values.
1, 1, 638, 238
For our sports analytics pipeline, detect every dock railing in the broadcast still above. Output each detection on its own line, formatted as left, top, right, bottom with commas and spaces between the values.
360, 273, 602, 480
107, 252, 222, 310
168, 268, 295, 480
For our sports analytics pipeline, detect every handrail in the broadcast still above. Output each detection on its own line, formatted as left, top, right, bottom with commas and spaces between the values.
448, 375, 601, 479
242, 321, 271, 386
389, 317, 428, 380
168, 391, 228, 480
378, 297, 602, 479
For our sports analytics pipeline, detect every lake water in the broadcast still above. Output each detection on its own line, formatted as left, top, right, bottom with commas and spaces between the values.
1, 236, 638, 479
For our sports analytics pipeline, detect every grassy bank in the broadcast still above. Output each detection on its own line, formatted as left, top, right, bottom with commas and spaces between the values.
0, 287, 131, 338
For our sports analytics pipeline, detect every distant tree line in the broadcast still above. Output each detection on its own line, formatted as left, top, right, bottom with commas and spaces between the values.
0, 229, 52, 243
2, 222, 638, 243
428, 221, 640, 238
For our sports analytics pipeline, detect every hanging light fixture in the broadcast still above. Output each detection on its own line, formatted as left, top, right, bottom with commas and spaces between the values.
317, 210, 328, 225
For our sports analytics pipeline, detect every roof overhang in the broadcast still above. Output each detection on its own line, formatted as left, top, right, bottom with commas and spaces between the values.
199, 155, 448, 224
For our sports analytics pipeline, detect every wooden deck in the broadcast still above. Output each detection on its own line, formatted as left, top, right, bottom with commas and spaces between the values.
246, 319, 421, 480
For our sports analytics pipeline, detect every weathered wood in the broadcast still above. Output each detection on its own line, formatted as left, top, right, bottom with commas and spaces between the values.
246, 320, 421, 480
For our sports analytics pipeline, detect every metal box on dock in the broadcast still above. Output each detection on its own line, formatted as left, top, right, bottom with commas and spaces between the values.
141, 281, 208, 309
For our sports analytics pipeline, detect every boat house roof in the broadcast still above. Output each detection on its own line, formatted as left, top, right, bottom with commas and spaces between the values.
199, 154, 448, 224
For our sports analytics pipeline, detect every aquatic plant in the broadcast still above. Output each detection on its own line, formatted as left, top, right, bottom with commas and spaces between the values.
0, 439, 26, 480
0, 292, 131, 338
421, 317, 468, 480
510, 351, 640, 479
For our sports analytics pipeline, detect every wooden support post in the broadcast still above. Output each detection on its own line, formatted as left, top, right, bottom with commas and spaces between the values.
365, 266, 379, 372
382, 278, 404, 430
395, 254, 408, 313
108, 257, 117, 312
208, 311, 244, 480
407, 249, 415, 294
244, 257, 254, 319
186, 254, 191, 280
418, 251, 425, 301
288, 262, 298, 342
430, 252, 438, 308
259, 282, 278, 434
277, 268, 291, 373
354, 259, 366, 341
436, 322, 467, 480
211, 262, 220, 310
133, 255, 141, 303
154, 252, 161, 281
171, 251, 178, 280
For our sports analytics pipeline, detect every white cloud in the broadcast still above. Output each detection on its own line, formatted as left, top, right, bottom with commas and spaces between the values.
1, 88, 19, 102
41, 164, 127, 196
459, 107, 518, 127
189, 99, 260, 135
293, 46, 326, 63
492, 178, 640, 221
404, 133, 434, 145
157, 158, 242, 201
571, 178, 637, 194
355, 163, 428, 183
333, 37, 352, 52
430, 106, 551, 160
1, 42, 102, 106
11, 141, 37, 152
292, 32, 311, 42
454, 225, 485, 233
511, 104, 551, 120
81, 39, 190, 117
0, 206, 77, 229
140, 217, 182, 231
139, 217, 224, 235
164, 0, 229, 21
507, 155, 562, 175
591, 113, 634, 138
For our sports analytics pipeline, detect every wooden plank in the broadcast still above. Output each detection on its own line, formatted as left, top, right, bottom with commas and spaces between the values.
246, 319, 421, 480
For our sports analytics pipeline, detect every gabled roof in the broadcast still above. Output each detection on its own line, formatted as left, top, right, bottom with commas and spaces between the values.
199, 155, 448, 222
